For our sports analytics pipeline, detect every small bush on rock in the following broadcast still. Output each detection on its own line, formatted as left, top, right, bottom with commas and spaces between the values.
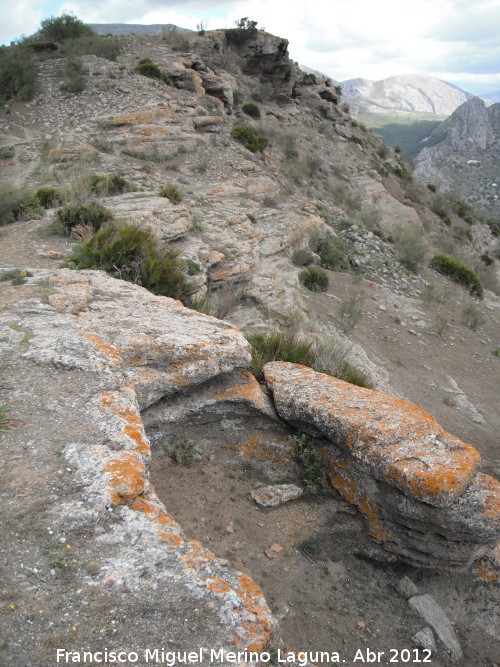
299, 266, 329, 292
135, 59, 172, 85
292, 248, 314, 266
394, 226, 427, 272
57, 201, 113, 235
70, 222, 197, 304
89, 173, 132, 196
242, 102, 261, 118
159, 183, 183, 204
309, 231, 349, 271
429, 254, 483, 299
231, 125, 268, 153
35, 187, 61, 208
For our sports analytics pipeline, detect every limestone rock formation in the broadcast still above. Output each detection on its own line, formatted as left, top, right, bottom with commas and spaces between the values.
414, 98, 500, 215
263, 362, 500, 573
1, 269, 274, 659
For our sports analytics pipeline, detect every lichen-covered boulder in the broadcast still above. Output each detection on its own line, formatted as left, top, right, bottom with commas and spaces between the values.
263, 362, 500, 574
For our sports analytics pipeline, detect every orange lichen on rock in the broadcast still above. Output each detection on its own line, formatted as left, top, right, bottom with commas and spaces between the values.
213, 370, 263, 403
83, 334, 120, 364
181, 541, 216, 569
104, 453, 146, 505
264, 362, 481, 505
236, 436, 292, 466
358, 495, 392, 543
472, 544, 500, 585
235, 574, 274, 651
478, 474, 500, 523
207, 578, 231, 594
99, 390, 150, 455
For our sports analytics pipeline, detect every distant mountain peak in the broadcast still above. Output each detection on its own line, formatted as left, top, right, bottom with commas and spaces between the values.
341, 73, 472, 116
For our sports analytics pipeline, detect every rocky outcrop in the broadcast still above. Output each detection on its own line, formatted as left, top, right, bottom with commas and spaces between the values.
2, 269, 274, 658
263, 362, 500, 574
414, 98, 500, 215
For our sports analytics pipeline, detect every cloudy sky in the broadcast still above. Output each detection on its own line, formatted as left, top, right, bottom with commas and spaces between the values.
2, 0, 500, 94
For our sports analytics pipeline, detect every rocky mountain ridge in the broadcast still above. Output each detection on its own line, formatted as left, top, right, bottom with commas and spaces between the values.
341, 74, 472, 117
1, 23, 499, 666
414, 97, 500, 217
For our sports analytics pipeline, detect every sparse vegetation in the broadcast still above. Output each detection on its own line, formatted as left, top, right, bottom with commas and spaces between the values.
225, 17, 259, 45
135, 58, 172, 85
0, 145, 15, 159
59, 57, 87, 94
35, 187, 61, 208
309, 230, 349, 271
246, 330, 372, 388
159, 183, 183, 204
299, 266, 329, 292
89, 173, 132, 196
292, 248, 314, 267
231, 125, 268, 153
166, 439, 198, 465
0, 405, 14, 431
0, 268, 33, 285
242, 102, 261, 118
290, 432, 332, 496
460, 304, 485, 331
70, 222, 197, 304
429, 254, 483, 299
339, 292, 364, 333
394, 226, 427, 272
57, 201, 113, 235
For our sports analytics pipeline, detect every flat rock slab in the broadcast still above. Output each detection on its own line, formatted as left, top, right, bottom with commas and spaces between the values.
409, 595, 462, 661
251, 484, 303, 508
263, 362, 480, 507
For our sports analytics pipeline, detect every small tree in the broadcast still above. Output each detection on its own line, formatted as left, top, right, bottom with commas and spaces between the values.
39, 13, 94, 43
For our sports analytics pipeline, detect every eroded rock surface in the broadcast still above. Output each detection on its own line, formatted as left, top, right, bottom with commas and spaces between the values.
0, 269, 274, 662
263, 362, 500, 574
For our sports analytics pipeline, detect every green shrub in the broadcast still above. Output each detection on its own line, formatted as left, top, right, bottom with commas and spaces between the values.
246, 331, 373, 389
159, 183, 183, 204
89, 173, 131, 196
231, 124, 268, 153
27, 41, 58, 53
35, 186, 61, 208
57, 201, 113, 235
135, 59, 171, 85
60, 36, 121, 61
292, 248, 314, 266
480, 253, 493, 266
0, 45, 37, 103
39, 13, 94, 42
246, 331, 316, 381
0, 404, 13, 431
0, 183, 34, 225
70, 222, 197, 304
394, 226, 427, 272
242, 102, 261, 118
429, 254, 483, 299
0, 268, 33, 285
0, 146, 15, 159
225, 18, 258, 45
461, 304, 485, 331
299, 265, 329, 292
60, 57, 86, 94
309, 231, 349, 271
290, 432, 332, 496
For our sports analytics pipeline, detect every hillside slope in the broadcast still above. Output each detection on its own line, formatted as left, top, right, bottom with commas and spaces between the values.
0, 25, 499, 666
414, 97, 500, 218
